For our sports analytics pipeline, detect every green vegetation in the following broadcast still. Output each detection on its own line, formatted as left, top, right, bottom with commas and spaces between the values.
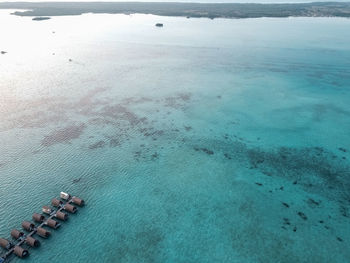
1, 2, 350, 19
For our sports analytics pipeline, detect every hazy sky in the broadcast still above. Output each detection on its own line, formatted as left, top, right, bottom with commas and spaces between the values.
2, 0, 349, 3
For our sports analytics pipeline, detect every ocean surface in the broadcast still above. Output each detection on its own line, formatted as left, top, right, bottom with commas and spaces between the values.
0, 10, 350, 263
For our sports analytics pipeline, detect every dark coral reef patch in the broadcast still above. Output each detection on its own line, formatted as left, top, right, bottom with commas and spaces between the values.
41, 123, 86, 147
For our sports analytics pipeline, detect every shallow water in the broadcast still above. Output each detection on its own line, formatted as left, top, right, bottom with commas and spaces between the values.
0, 11, 350, 263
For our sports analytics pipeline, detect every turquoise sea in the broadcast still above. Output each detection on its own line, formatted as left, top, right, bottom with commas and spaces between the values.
0, 10, 350, 262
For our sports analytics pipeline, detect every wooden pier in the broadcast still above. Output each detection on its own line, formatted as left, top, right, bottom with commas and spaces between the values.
0, 192, 84, 262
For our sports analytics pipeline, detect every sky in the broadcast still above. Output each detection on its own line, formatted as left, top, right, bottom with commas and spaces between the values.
1, 0, 349, 3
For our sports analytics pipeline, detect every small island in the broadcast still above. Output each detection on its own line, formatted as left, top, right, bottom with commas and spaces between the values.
32, 17, 51, 21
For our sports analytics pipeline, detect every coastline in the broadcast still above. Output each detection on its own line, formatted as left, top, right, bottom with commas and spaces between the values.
0, 2, 350, 19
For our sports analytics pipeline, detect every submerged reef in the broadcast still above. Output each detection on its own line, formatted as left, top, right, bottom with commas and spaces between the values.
245, 145, 350, 203
41, 123, 86, 147
1, 84, 349, 261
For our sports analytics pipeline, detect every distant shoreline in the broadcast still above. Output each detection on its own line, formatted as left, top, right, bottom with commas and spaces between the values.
0, 2, 350, 19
